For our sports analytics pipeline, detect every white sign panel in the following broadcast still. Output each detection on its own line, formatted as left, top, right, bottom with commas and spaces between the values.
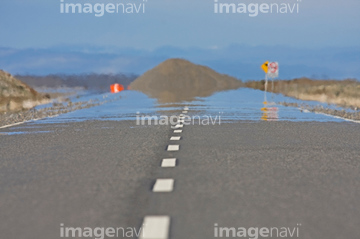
267, 62, 279, 78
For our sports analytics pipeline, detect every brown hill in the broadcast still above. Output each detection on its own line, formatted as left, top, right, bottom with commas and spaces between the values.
0, 70, 48, 112
246, 78, 360, 109
130, 59, 243, 103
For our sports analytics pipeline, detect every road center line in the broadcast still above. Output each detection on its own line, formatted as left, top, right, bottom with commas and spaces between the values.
171, 124, 183, 129
161, 158, 177, 167
139, 216, 171, 239
174, 129, 182, 133
153, 179, 174, 192
167, 145, 179, 151
170, 136, 181, 141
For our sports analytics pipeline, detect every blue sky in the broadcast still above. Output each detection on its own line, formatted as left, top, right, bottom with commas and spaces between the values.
1, 0, 360, 49
0, 0, 360, 79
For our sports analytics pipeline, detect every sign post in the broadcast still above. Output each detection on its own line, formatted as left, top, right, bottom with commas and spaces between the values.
261, 61, 279, 102
268, 62, 279, 101
261, 61, 269, 102
260, 61, 279, 121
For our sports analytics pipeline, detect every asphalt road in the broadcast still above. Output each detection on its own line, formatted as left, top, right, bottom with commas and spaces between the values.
0, 115, 359, 239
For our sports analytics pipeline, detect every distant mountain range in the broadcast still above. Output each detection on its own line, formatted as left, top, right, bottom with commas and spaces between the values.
1, 44, 359, 80
16, 73, 137, 92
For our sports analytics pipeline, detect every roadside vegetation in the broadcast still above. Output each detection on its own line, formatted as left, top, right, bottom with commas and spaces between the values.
246, 78, 360, 109
0, 70, 50, 112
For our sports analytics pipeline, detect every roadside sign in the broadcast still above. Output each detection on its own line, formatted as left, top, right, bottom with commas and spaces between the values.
267, 62, 279, 78
260, 61, 279, 103
261, 61, 269, 73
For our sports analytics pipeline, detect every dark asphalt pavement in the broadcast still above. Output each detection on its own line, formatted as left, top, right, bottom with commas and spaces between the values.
0, 119, 359, 239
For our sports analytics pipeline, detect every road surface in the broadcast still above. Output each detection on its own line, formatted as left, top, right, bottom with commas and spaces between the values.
0, 108, 359, 239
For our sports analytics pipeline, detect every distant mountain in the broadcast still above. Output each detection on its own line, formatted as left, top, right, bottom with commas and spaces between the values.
1, 44, 359, 80
16, 73, 138, 92
130, 58, 243, 103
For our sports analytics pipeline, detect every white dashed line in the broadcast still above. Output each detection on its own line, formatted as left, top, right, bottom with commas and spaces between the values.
153, 179, 174, 192
140, 110, 184, 239
170, 136, 181, 141
171, 124, 183, 129
161, 158, 177, 167
167, 145, 179, 151
139, 216, 170, 239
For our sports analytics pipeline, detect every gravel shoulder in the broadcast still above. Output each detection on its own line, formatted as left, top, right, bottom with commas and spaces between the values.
0, 93, 119, 128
